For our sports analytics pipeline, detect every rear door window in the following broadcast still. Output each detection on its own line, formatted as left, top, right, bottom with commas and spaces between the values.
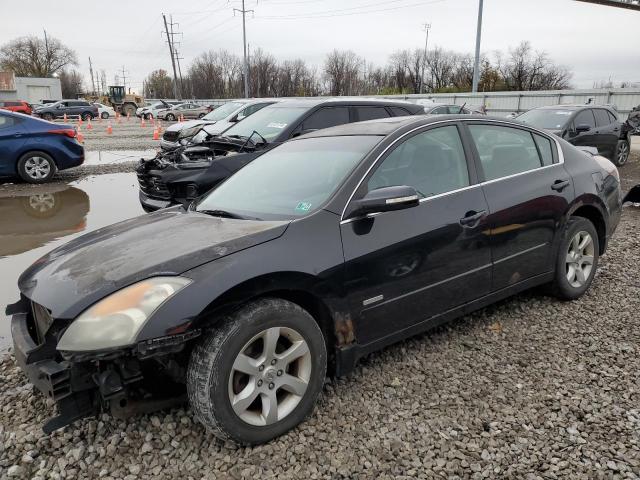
533, 133, 555, 166
573, 110, 596, 129
389, 106, 410, 116
430, 106, 449, 114
355, 106, 390, 121
0, 115, 15, 128
468, 124, 545, 181
593, 109, 612, 127
301, 107, 350, 131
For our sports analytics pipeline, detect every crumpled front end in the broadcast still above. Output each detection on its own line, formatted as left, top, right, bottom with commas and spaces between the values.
7, 296, 198, 433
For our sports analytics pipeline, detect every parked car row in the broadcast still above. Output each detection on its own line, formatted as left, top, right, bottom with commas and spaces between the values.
8, 109, 630, 445
137, 98, 425, 211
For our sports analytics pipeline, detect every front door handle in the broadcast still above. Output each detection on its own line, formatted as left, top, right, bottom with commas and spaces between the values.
459, 210, 486, 228
13, 133, 22, 138
551, 179, 570, 192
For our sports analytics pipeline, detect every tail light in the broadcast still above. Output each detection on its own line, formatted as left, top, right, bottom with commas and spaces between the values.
47, 129, 77, 139
593, 154, 620, 182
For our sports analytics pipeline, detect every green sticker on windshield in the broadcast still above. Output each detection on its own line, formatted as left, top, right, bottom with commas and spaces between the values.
295, 202, 312, 213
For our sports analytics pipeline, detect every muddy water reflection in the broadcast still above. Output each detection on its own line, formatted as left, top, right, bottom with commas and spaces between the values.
0, 173, 146, 349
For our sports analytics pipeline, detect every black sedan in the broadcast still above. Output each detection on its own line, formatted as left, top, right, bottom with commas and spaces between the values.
8, 115, 624, 444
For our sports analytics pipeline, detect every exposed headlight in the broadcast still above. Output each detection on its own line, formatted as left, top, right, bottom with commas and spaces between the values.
57, 277, 191, 352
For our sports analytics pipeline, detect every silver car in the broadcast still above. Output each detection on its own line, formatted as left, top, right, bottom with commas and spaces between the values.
160, 99, 278, 150
157, 103, 211, 121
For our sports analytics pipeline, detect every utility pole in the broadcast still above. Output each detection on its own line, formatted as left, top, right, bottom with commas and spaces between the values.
169, 15, 185, 99
120, 66, 128, 90
43, 29, 50, 76
88, 57, 96, 94
234, 0, 254, 98
163, 13, 180, 100
420, 23, 431, 94
471, 0, 484, 93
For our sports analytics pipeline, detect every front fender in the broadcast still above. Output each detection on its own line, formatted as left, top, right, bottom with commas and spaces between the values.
135, 210, 346, 341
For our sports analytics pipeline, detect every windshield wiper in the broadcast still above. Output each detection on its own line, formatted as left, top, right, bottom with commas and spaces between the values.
197, 209, 247, 219
238, 130, 268, 152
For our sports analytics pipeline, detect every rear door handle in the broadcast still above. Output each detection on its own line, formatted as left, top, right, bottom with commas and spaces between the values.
459, 210, 487, 228
551, 180, 570, 192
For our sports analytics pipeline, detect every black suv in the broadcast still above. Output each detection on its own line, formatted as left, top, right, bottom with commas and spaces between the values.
34, 100, 99, 121
517, 105, 629, 166
136, 98, 424, 211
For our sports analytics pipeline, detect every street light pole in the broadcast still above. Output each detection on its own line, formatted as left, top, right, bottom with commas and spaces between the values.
471, 0, 484, 93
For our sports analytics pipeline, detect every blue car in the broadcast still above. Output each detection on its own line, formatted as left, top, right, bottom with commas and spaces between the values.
0, 110, 84, 183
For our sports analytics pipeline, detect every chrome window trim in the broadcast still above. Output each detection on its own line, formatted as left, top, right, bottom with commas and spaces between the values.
339, 118, 565, 223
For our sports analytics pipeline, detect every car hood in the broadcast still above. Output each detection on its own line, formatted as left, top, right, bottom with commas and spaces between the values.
18, 208, 289, 319
166, 120, 214, 133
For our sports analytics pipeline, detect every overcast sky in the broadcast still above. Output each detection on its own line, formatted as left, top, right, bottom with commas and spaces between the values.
1, 0, 639, 92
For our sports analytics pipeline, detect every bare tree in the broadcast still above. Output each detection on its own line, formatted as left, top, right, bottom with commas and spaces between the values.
0, 35, 77, 77
144, 69, 174, 98
58, 70, 84, 98
324, 50, 362, 96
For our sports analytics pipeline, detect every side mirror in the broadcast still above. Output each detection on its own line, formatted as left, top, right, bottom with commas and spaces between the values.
575, 123, 591, 133
347, 185, 420, 219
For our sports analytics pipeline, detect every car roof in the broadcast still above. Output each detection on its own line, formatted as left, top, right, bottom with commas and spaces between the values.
299, 114, 494, 138
266, 97, 421, 109
535, 104, 614, 111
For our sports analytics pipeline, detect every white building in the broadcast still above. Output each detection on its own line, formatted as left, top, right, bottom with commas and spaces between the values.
0, 72, 62, 103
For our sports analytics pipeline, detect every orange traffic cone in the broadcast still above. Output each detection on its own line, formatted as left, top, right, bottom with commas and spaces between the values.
127, 112, 130, 121
152, 128, 160, 140
63, 113, 67, 122
157, 120, 162, 132
106, 123, 113, 134
77, 130, 84, 143
141, 118, 146, 128
87, 119, 93, 130
117, 113, 121, 124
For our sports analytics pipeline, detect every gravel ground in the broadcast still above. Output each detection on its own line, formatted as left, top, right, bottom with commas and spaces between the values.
0, 144, 639, 479
77, 117, 173, 152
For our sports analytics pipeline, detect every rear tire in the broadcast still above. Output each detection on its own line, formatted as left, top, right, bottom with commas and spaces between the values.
145, 113, 153, 120
548, 217, 599, 300
81, 112, 93, 121
122, 104, 136, 117
17, 151, 56, 184
42, 113, 54, 121
613, 139, 630, 167
101, 111, 109, 119
187, 298, 327, 445
166, 113, 176, 121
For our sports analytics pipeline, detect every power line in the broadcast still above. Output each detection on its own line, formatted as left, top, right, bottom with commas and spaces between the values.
256, 0, 445, 19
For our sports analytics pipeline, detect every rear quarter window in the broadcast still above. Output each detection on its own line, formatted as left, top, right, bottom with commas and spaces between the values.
593, 109, 611, 127
389, 106, 411, 116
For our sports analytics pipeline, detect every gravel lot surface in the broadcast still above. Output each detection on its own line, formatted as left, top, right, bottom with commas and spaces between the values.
0, 141, 639, 479
78, 117, 171, 152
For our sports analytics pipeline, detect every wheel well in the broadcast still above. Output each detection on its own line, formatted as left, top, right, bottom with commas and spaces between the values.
571, 205, 606, 254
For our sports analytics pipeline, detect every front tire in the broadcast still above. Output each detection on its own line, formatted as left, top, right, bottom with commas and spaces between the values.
166, 113, 176, 121
17, 151, 56, 183
187, 298, 327, 445
613, 139, 630, 167
549, 217, 599, 300
101, 111, 109, 119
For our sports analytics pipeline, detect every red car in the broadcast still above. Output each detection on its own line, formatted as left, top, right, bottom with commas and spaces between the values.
0, 100, 32, 115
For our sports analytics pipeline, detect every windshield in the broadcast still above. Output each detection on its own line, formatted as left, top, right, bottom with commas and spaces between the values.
196, 135, 381, 219
151, 102, 166, 109
518, 109, 573, 130
202, 101, 244, 121
222, 106, 310, 141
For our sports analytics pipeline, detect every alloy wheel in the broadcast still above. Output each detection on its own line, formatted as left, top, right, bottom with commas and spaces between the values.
566, 230, 595, 288
617, 142, 629, 166
24, 157, 51, 180
228, 326, 312, 427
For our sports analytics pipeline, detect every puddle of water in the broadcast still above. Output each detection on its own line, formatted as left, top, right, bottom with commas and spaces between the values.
0, 172, 146, 350
83, 149, 157, 165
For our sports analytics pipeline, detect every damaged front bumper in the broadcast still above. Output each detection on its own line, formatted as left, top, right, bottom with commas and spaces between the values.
8, 298, 198, 433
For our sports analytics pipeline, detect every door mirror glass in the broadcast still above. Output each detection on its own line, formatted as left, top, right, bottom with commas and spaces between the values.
575, 123, 591, 133
349, 185, 419, 219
